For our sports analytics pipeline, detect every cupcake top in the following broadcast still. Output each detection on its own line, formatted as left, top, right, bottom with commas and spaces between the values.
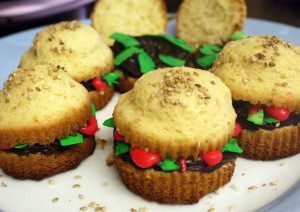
0, 62, 92, 147
211, 35, 300, 112
113, 66, 236, 159
176, 0, 246, 47
91, 0, 167, 46
19, 21, 114, 82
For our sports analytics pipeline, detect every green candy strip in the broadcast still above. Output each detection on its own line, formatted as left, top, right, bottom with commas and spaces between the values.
196, 54, 218, 68
222, 138, 243, 153
114, 47, 141, 66
247, 109, 264, 125
14, 144, 28, 149
110, 33, 140, 48
231, 31, 248, 41
116, 142, 130, 156
199, 44, 222, 55
91, 102, 96, 117
158, 54, 186, 67
103, 117, 115, 128
158, 158, 181, 171
138, 50, 156, 74
102, 72, 120, 86
264, 116, 279, 124
156, 34, 195, 52
60, 133, 83, 146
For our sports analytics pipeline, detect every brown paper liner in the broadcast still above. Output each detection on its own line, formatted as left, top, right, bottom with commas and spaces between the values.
89, 85, 115, 110
237, 124, 300, 160
0, 136, 95, 180
114, 156, 235, 204
114, 71, 137, 93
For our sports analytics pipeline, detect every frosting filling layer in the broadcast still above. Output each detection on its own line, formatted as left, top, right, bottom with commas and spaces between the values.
233, 101, 300, 131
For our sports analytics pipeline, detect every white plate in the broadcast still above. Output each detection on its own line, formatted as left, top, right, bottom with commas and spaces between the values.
0, 19, 300, 212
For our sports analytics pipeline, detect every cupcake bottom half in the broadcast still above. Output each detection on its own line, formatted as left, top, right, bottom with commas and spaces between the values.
89, 85, 115, 110
114, 72, 137, 93
0, 136, 95, 180
237, 124, 300, 160
114, 156, 235, 204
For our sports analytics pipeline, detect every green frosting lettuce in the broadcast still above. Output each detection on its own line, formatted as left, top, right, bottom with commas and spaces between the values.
60, 133, 83, 146
199, 44, 222, 55
14, 144, 28, 149
158, 54, 186, 67
155, 34, 195, 52
102, 72, 120, 86
115, 142, 130, 156
103, 117, 115, 128
91, 102, 96, 117
196, 44, 221, 68
114, 47, 141, 66
110, 33, 139, 48
158, 158, 181, 171
222, 138, 243, 153
247, 109, 264, 125
196, 54, 218, 68
114, 47, 155, 74
230, 31, 248, 41
264, 116, 279, 124
138, 50, 156, 74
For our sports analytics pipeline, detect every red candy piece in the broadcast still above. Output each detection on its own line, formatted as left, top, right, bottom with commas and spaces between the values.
234, 122, 242, 137
113, 130, 125, 141
0, 145, 11, 150
264, 106, 290, 121
92, 77, 107, 91
200, 150, 223, 166
249, 104, 263, 115
178, 158, 187, 173
78, 116, 99, 135
130, 148, 161, 169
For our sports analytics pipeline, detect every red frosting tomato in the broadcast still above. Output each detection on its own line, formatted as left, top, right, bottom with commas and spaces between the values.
200, 150, 223, 166
130, 148, 161, 168
92, 77, 107, 91
264, 106, 290, 121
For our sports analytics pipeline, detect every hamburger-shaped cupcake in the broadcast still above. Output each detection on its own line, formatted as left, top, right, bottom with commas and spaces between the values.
211, 35, 300, 160
19, 21, 118, 110
109, 66, 242, 204
110, 31, 248, 93
0, 62, 98, 180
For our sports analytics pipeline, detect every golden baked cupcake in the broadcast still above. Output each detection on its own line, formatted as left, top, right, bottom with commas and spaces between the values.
91, 0, 167, 46
19, 21, 118, 110
176, 0, 247, 47
0, 62, 98, 180
211, 35, 300, 160
107, 66, 243, 204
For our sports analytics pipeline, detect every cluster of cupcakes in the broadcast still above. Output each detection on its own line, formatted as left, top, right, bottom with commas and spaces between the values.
1, 0, 300, 208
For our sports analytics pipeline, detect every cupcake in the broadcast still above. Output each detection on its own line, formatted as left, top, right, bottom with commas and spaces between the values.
109, 66, 242, 204
0, 62, 98, 180
19, 21, 117, 110
110, 32, 248, 93
211, 35, 300, 160
176, 0, 247, 47
91, 0, 167, 46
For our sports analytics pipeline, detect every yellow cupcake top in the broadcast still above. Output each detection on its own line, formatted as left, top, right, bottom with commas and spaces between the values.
0, 62, 91, 146
211, 35, 300, 112
19, 21, 114, 82
113, 67, 236, 159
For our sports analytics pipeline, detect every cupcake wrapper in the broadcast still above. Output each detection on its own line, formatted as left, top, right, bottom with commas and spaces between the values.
237, 124, 300, 160
0, 136, 95, 180
114, 156, 235, 204
89, 85, 115, 110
